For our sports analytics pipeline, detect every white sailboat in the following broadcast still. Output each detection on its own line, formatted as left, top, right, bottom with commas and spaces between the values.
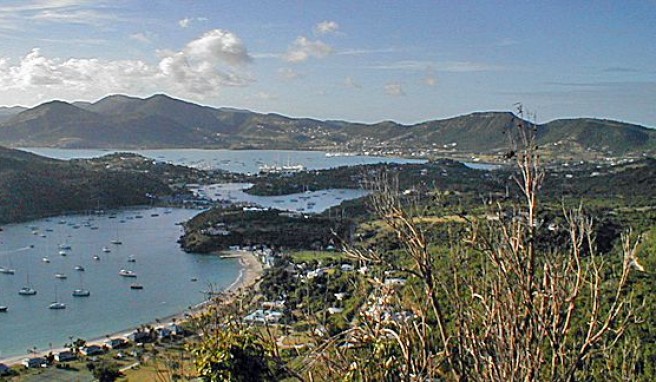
19, 269, 37, 296
72, 272, 90, 297
119, 269, 137, 278
111, 224, 123, 245
0, 250, 16, 275
48, 286, 66, 309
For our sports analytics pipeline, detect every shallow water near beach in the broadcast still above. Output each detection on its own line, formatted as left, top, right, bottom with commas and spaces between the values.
0, 208, 241, 358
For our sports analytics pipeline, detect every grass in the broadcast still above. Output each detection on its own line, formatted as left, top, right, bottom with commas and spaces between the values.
290, 250, 350, 264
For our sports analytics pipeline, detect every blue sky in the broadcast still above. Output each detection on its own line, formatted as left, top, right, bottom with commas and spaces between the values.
0, 0, 654, 126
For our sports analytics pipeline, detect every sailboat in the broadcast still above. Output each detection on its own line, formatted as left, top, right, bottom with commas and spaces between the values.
19, 270, 37, 296
0, 251, 16, 275
72, 272, 90, 297
111, 224, 123, 245
49, 286, 66, 309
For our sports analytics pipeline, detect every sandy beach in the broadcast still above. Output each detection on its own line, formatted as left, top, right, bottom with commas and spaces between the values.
0, 250, 263, 366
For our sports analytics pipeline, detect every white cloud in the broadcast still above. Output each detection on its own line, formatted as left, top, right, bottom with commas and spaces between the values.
157, 29, 252, 94
278, 67, 302, 80
179, 17, 191, 28
314, 20, 339, 35
0, 1, 123, 28
284, 36, 332, 63
179, 16, 208, 28
129, 32, 152, 44
0, 29, 254, 100
370, 60, 504, 72
0, 48, 157, 94
384, 82, 405, 97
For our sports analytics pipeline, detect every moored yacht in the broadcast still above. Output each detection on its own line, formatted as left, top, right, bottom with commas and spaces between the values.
74, 265, 85, 271
0, 267, 15, 275
48, 302, 66, 309
54, 273, 67, 279
72, 289, 90, 297
0, 305, 7, 312
119, 269, 137, 278
19, 287, 37, 296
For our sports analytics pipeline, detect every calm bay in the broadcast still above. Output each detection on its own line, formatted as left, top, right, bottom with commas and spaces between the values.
0, 208, 240, 358
0, 148, 421, 358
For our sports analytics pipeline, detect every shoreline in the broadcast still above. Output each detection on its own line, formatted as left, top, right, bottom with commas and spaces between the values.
0, 250, 263, 366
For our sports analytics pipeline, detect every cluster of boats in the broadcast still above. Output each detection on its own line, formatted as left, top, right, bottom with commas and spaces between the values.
1, 240, 144, 312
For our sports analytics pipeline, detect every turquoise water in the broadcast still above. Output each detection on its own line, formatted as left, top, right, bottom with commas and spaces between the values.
0, 208, 241, 358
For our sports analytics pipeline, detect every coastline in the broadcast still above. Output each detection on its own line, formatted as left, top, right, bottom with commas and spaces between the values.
0, 250, 263, 366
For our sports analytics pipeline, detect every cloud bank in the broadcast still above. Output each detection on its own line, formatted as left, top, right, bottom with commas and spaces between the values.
0, 28, 253, 101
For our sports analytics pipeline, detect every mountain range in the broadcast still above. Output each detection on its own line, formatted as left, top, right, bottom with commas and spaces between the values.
0, 94, 654, 158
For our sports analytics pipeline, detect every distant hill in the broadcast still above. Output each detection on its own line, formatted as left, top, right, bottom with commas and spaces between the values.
0, 105, 28, 123
0, 94, 654, 158
0, 146, 170, 224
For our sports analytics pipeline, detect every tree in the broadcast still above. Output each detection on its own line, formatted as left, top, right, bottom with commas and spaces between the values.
188, 295, 299, 382
90, 361, 121, 382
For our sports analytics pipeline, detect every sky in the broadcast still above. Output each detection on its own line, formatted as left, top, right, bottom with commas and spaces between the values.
0, 0, 654, 127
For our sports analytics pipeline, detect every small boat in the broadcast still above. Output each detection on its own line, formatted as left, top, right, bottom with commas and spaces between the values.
59, 250, 67, 256
0, 305, 7, 312
102, 247, 111, 253
74, 265, 85, 271
130, 284, 144, 290
42, 257, 50, 263
54, 273, 67, 279
93, 255, 101, 261
190, 277, 198, 282
49, 287, 65, 309
119, 269, 137, 278
58, 244, 72, 250
111, 239, 122, 245
0, 267, 16, 275
127, 256, 136, 263
72, 289, 90, 297
18, 287, 37, 296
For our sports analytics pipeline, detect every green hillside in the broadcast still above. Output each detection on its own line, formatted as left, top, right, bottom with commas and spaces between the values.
0, 94, 654, 158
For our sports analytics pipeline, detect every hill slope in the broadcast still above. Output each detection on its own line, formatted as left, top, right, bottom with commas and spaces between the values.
0, 146, 170, 224
0, 94, 654, 157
